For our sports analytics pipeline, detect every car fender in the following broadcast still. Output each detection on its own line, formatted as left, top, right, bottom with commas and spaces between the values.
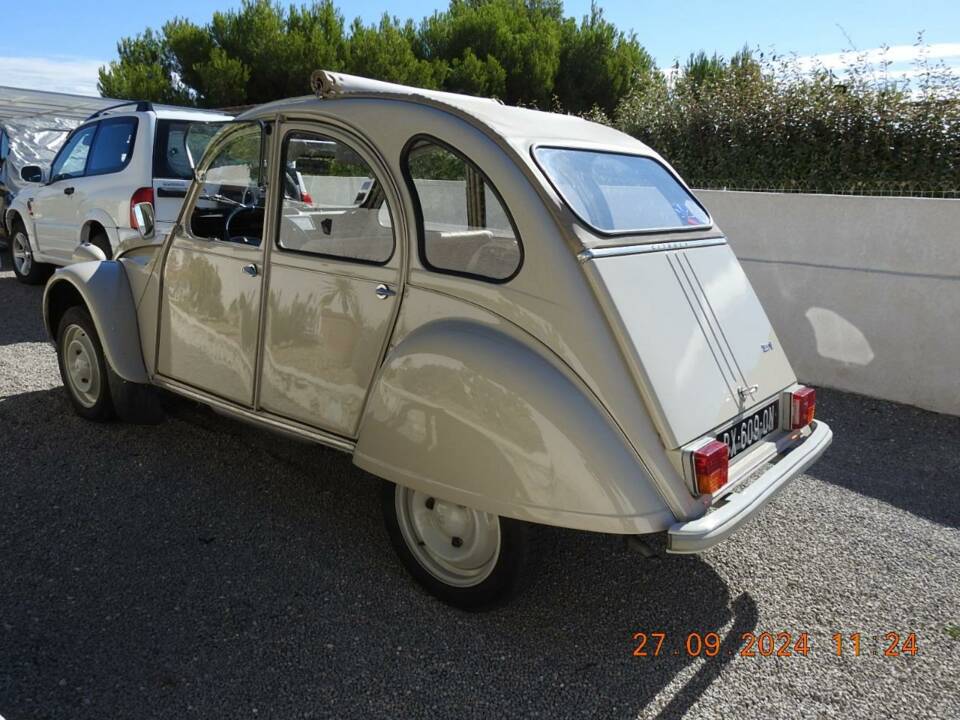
5, 200, 35, 249
43, 260, 149, 384
354, 320, 674, 535
80, 209, 121, 248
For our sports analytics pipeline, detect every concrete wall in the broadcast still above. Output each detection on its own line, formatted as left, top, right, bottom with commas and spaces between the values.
696, 190, 960, 416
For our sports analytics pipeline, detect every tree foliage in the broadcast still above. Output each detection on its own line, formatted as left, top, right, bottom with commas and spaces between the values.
99, 0, 650, 113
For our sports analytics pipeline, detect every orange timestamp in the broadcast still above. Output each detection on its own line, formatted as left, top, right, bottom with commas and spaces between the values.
631, 631, 919, 658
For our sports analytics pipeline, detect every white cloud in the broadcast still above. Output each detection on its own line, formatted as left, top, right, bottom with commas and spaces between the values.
793, 43, 960, 76
788, 43, 960, 94
0, 55, 105, 96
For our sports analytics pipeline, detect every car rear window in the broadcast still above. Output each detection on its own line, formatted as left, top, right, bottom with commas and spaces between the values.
533, 147, 710, 234
153, 119, 220, 180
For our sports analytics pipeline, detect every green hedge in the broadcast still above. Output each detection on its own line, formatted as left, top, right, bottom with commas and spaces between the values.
611, 49, 960, 197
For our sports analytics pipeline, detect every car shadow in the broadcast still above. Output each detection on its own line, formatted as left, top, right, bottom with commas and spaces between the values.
807, 387, 960, 529
0, 387, 754, 719
0, 267, 49, 345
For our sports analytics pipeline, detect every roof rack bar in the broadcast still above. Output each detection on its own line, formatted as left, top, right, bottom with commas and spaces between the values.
86, 100, 153, 120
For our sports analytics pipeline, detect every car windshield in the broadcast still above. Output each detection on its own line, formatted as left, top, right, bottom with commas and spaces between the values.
534, 147, 710, 234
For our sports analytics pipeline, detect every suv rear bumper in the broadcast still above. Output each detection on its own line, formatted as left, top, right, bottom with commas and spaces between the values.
667, 420, 833, 553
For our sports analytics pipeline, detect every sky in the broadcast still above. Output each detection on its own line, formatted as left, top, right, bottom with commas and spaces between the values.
1, 0, 959, 96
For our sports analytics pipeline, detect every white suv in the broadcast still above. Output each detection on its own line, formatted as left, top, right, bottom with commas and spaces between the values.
5, 101, 231, 283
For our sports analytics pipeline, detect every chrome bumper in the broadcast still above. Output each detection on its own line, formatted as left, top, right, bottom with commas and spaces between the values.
667, 420, 833, 554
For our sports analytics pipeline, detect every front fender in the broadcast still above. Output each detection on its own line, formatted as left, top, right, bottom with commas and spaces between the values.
43, 261, 148, 384
354, 321, 673, 534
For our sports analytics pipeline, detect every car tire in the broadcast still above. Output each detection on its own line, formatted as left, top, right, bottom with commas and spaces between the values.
89, 230, 113, 260
8, 219, 49, 284
382, 481, 533, 610
56, 306, 116, 421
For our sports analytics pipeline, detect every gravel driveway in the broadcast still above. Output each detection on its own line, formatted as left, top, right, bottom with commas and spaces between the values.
0, 262, 958, 719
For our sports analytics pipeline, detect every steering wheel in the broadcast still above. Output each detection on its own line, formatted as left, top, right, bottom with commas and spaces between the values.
225, 204, 260, 245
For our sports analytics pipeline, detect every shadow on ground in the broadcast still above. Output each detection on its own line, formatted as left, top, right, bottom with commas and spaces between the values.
810, 389, 960, 528
0, 263, 49, 345
0, 386, 755, 719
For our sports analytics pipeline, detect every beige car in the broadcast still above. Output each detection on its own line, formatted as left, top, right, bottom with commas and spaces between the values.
43, 71, 832, 609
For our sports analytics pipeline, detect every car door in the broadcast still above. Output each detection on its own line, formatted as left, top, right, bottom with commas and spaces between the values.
156, 122, 271, 406
257, 124, 402, 437
32, 123, 97, 260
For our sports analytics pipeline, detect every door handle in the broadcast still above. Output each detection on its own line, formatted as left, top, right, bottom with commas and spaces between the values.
375, 283, 396, 300
241, 263, 259, 277
63, 187, 75, 195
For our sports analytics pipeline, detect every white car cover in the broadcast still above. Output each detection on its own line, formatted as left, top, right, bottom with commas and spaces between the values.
2, 114, 79, 197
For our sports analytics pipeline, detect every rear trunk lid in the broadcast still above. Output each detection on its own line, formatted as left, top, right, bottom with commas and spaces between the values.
584, 238, 796, 449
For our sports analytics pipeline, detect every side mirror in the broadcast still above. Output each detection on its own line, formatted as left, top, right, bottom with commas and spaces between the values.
21, 165, 44, 184
132, 202, 155, 240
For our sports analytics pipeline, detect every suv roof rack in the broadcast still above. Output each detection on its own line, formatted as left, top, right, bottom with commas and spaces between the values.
86, 100, 153, 120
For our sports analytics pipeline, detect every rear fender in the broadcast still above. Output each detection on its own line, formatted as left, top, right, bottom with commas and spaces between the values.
43, 261, 148, 384
354, 320, 673, 534
80, 210, 120, 248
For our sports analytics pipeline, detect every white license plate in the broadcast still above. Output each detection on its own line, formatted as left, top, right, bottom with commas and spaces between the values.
718, 401, 780, 460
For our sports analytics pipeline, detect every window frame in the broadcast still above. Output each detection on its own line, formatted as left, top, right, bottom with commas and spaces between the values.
84, 116, 139, 178
272, 128, 396, 267
49, 122, 99, 183
530, 144, 714, 239
182, 120, 271, 245
401, 133, 524, 285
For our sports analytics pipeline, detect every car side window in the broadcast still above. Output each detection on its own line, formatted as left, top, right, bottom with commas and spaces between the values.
189, 125, 267, 246
87, 117, 138, 175
51, 124, 97, 182
405, 138, 521, 282
276, 131, 394, 264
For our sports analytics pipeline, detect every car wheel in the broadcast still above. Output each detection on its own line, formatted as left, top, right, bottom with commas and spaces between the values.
382, 481, 532, 610
9, 220, 48, 284
89, 230, 113, 260
56, 306, 116, 421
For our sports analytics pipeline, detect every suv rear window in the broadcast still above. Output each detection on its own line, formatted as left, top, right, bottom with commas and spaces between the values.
87, 117, 137, 175
533, 147, 710, 234
153, 119, 218, 180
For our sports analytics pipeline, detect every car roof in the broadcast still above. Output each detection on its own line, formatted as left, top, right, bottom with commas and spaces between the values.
91, 103, 232, 123
236, 70, 656, 158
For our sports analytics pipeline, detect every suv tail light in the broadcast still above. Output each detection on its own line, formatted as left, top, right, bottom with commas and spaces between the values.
301, 191, 314, 205
789, 386, 817, 429
693, 440, 729, 495
130, 187, 154, 228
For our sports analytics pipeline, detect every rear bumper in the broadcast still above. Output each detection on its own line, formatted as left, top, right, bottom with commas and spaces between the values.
667, 420, 833, 554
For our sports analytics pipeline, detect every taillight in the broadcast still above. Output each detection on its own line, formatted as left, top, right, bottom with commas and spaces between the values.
693, 440, 729, 495
790, 386, 816, 429
130, 187, 154, 228
301, 191, 314, 205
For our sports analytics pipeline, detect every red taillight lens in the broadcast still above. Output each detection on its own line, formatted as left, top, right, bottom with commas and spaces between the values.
693, 440, 729, 495
130, 187, 154, 228
790, 386, 816, 429
301, 191, 314, 205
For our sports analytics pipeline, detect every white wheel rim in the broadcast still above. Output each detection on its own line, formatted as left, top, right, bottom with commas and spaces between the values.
395, 487, 501, 588
62, 324, 101, 408
12, 231, 32, 275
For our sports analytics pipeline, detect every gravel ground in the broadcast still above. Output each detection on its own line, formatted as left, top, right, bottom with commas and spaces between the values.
0, 261, 958, 719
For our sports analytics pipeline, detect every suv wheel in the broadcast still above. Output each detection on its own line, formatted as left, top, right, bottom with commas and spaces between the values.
9, 221, 48, 284
56, 306, 116, 421
382, 481, 532, 610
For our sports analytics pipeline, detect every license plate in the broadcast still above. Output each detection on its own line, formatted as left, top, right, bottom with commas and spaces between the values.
718, 400, 780, 460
